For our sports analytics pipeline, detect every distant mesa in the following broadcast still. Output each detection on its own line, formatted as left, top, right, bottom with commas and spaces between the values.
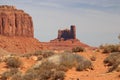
0, 5, 34, 37
58, 25, 76, 40
51, 25, 79, 42
44, 25, 90, 50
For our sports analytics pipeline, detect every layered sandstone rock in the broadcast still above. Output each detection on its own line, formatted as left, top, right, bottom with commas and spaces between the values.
0, 5, 33, 37
0, 5, 45, 53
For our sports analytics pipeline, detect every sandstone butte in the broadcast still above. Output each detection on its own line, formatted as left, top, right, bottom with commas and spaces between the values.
0, 5, 45, 53
0, 5, 90, 53
42, 25, 90, 50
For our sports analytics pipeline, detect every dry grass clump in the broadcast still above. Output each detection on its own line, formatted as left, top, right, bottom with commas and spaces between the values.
5, 56, 22, 68
72, 46, 85, 52
76, 60, 93, 71
48, 52, 93, 71
21, 50, 55, 60
100, 44, 120, 53
104, 52, 120, 72
1, 68, 22, 80
23, 61, 65, 80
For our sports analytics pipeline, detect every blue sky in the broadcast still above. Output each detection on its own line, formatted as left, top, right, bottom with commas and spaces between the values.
0, 0, 120, 46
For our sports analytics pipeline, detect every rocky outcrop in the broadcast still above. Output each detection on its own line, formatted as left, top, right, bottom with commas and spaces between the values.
58, 25, 76, 40
0, 5, 33, 37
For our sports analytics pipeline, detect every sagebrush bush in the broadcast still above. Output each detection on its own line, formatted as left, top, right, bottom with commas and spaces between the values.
72, 46, 85, 52
60, 53, 76, 68
76, 60, 93, 71
42, 51, 55, 58
11, 73, 22, 80
1, 68, 21, 80
100, 44, 120, 53
5, 57, 22, 68
52, 71, 65, 80
22, 72, 37, 80
59, 53, 93, 71
104, 52, 120, 72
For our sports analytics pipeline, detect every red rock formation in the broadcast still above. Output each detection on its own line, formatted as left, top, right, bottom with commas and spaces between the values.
0, 5, 46, 53
0, 5, 33, 37
43, 25, 90, 50
57, 25, 76, 40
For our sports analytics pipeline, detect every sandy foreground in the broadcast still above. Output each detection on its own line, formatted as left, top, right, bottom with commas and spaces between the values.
65, 50, 120, 80
0, 50, 120, 80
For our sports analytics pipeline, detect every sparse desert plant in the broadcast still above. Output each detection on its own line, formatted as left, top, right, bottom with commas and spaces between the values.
5, 56, 22, 68
42, 51, 55, 58
60, 53, 76, 68
25, 61, 58, 80
21, 72, 37, 80
11, 73, 22, 80
59, 53, 93, 71
33, 50, 42, 56
76, 60, 93, 71
104, 52, 120, 66
51, 71, 65, 80
100, 44, 120, 53
1, 68, 21, 80
38, 70, 53, 80
72, 46, 85, 52
104, 52, 120, 72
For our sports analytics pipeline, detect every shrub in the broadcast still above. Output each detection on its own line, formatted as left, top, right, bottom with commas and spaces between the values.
5, 57, 22, 68
11, 73, 22, 80
104, 52, 120, 72
104, 52, 120, 66
52, 71, 65, 80
1, 68, 20, 80
59, 53, 93, 71
76, 60, 93, 71
25, 61, 58, 80
42, 51, 55, 58
100, 44, 120, 53
72, 46, 85, 52
22, 72, 37, 80
33, 50, 42, 56
38, 70, 53, 80
60, 53, 76, 68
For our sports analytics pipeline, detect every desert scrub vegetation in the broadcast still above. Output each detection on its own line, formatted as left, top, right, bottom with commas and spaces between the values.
0, 51, 92, 80
21, 50, 55, 60
5, 56, 22, 68
19, 52, 92, 80
72, 46, 85, 52
104, 52, 120, 72
1, 68, 22, 80
22, 61, 65, 80
99, 44, 120, 53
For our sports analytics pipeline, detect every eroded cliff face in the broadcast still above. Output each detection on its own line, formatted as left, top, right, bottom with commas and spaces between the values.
0, 5, 33, 37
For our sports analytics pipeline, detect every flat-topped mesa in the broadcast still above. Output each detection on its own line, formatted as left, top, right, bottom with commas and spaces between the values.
57, 25, 76, 40
0, 5, 34, 37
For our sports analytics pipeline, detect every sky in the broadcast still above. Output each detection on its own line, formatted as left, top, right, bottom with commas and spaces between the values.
0, 0, 120, 46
